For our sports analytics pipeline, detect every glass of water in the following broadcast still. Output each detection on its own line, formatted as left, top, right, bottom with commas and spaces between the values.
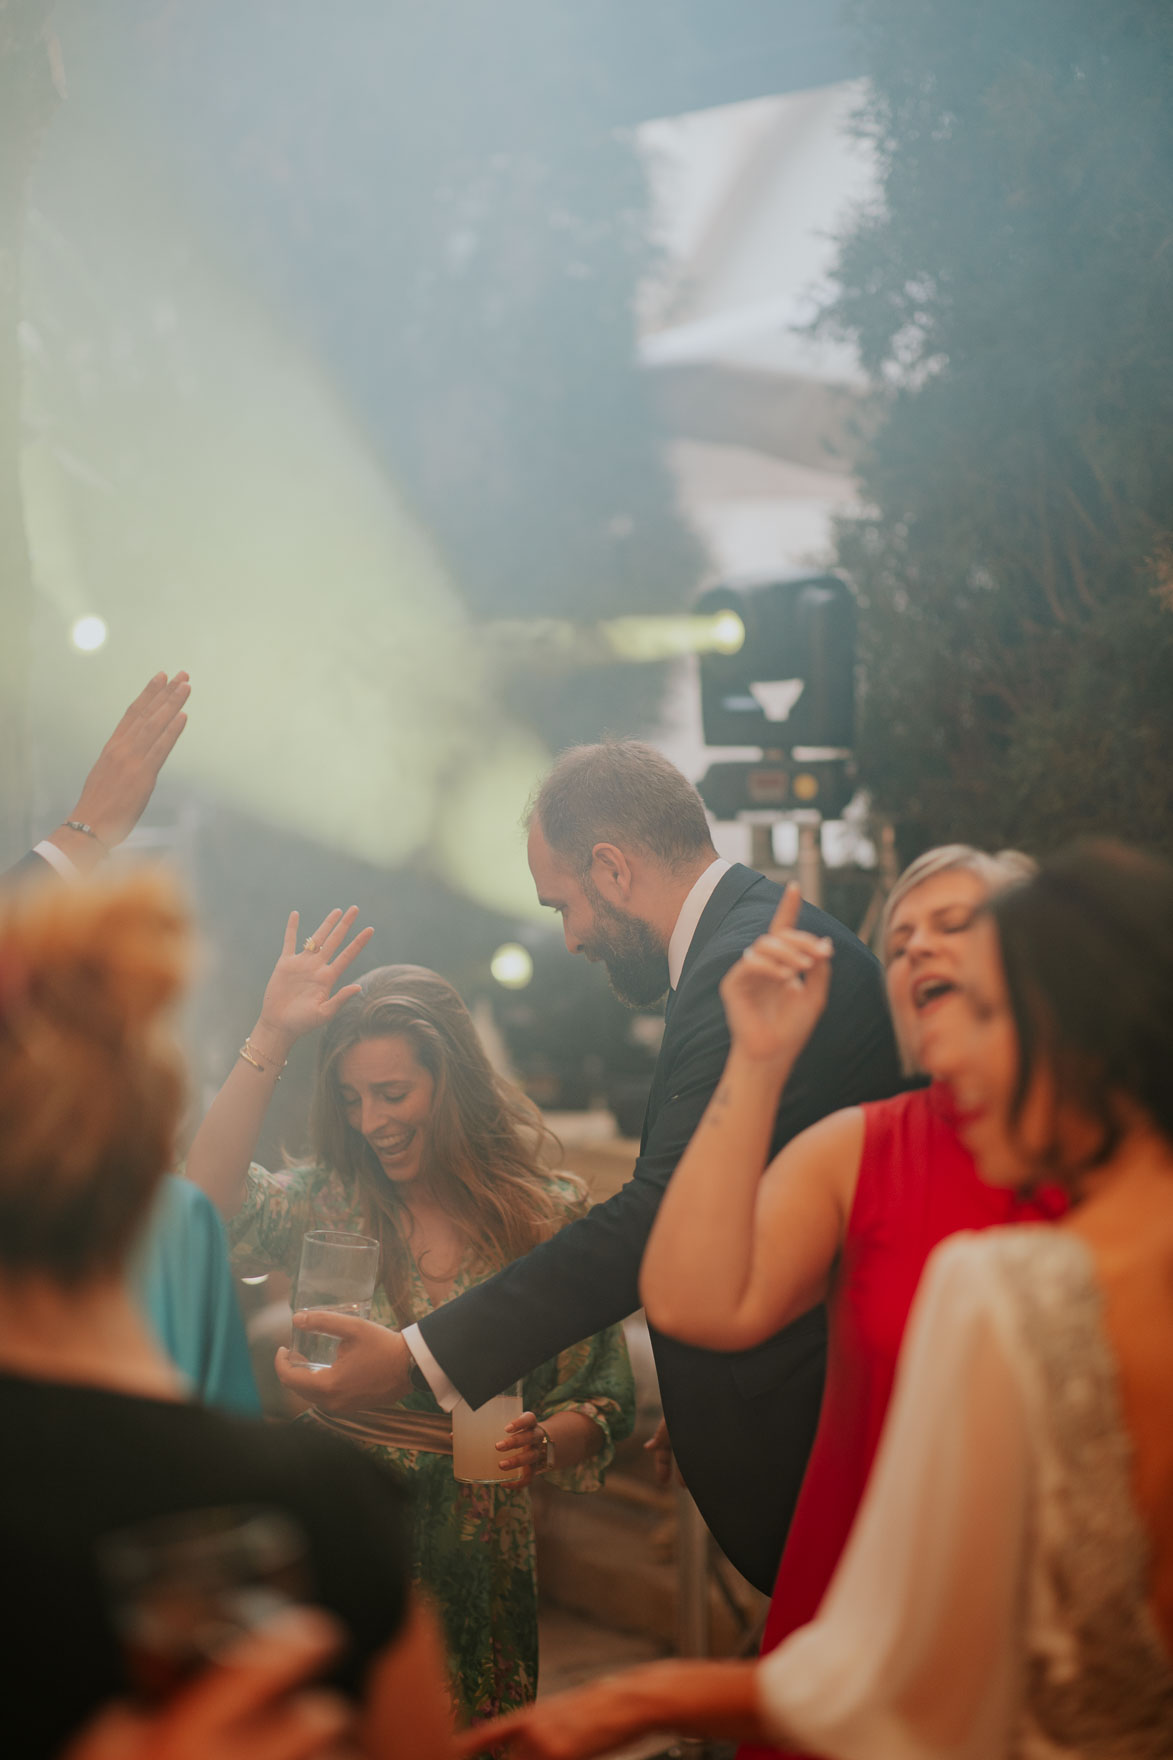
292, 1229, 380, 1371
452, 1381, 524, 1484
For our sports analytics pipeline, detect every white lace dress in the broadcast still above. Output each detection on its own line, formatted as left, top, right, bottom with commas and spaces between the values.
756, 1228, 1173, 1758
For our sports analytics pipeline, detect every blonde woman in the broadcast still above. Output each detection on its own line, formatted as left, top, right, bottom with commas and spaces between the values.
187, 913, 633, 1730
638, 847, 1064, 1760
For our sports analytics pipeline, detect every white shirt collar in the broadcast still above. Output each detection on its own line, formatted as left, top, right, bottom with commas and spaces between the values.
667, 857, 732, 990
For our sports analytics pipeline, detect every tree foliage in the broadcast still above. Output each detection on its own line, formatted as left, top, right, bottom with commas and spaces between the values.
820, 0, 1173, 857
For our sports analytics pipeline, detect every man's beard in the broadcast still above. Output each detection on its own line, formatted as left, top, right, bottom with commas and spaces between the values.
582, 887, 670, 1008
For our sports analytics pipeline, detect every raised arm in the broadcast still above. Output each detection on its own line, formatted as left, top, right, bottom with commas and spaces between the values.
640, 886, 860, 1350
43, 672, 191, 874
185, 907, 372, 1217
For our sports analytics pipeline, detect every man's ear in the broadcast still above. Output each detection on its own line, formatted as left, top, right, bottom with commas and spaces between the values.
590, 842, 634, 903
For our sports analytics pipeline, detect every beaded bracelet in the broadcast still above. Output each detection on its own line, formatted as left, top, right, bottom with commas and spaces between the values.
64, 820, 108, 851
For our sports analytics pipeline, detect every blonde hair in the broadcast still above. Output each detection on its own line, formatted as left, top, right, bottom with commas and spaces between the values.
0, 871, 189, 1285
880, 844, 1037, 964
309, 965, 579, 1322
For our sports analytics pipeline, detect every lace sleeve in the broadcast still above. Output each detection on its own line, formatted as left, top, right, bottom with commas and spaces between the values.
757, 1233, 1032, 1760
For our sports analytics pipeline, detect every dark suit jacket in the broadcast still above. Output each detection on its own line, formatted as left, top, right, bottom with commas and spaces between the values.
419, 865, 903, 1591
4, 851, 54, 884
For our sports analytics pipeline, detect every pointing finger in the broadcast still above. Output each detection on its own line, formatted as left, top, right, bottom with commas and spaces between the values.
769, 882, 803, 936
756, 930, 833, 962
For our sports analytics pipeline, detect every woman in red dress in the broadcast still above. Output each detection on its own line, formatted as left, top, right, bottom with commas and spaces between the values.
639, 844, 1065, 1759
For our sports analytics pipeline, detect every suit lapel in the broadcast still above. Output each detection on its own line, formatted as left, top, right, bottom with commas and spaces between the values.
675, 864, 763, 993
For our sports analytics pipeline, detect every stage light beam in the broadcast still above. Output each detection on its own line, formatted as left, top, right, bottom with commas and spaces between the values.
483, 612, 747, 666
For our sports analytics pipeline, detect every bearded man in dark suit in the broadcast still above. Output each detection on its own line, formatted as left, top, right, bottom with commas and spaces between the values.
279, 740, 903, 1593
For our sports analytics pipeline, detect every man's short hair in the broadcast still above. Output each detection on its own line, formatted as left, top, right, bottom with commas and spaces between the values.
528, 739, 716, 877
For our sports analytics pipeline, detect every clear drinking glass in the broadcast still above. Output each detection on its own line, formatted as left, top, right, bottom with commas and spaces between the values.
292, 1228, 380, 1370
97, 1505, 312, 1703
452, 1381, 524, 1484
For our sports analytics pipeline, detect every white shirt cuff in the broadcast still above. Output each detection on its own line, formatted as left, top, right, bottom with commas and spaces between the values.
401, 1323, 460, 1412
33, 840, 78, 880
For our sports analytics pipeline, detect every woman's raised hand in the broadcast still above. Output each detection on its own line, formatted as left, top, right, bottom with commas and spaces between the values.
253, 907, 375, 1055
719, 884, 833, 1067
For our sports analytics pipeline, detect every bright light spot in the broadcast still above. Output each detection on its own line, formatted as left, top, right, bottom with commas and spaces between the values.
490, 943, 534, 989
239, 1273, 270, 1286
712, 611, 746, 655
483, 612, 747, 665
71, 615, 108, 652
600, 612, 748, 662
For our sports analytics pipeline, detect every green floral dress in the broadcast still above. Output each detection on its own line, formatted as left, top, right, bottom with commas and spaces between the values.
227, 1164, 634, 1724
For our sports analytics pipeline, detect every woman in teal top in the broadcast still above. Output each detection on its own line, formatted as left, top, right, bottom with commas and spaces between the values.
130, 1175, 261, 1415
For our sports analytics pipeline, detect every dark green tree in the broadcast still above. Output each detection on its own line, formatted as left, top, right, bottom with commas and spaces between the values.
820, 0, 1173, 857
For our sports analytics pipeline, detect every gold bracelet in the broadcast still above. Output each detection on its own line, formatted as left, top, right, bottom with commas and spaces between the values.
246, 1035, 287, 1072
238, 1038, 285, 1079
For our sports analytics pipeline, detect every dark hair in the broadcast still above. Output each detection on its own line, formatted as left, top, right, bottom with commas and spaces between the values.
0, 871, 188, 1286
528, 739, 715, 878
309, 965, 576, 1320
991, 840, 1173, 1174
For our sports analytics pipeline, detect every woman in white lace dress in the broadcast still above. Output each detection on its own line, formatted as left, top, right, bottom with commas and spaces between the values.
458, 840, 1173, 1759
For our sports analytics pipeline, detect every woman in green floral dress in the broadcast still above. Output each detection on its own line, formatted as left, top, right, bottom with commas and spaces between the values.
187, 907, 634, 1728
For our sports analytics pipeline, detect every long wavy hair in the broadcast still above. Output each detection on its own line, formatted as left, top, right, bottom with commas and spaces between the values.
309, 965, 575, 1320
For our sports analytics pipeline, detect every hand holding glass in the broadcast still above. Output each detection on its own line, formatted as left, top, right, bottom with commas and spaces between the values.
292, 1229, 380, 1370
98, 1505, 311, 1703
452, 1381, 524, 1484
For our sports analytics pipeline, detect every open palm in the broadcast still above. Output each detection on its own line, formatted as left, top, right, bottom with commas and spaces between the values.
256, 906, 375, 1045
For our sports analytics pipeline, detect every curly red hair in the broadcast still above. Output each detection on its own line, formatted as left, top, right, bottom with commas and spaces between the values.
0, 870, 189, 1285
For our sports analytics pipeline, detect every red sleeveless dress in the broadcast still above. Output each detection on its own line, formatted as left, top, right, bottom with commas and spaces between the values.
739, 1083, 1066, 1760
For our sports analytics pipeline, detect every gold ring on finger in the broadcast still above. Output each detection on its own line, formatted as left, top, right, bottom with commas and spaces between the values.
302, 936, 320, 953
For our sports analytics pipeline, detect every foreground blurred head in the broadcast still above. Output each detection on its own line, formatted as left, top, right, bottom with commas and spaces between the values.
526, 739, 717, 1006
0, 872, 188, 1288
923, 841, 1173, 1189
